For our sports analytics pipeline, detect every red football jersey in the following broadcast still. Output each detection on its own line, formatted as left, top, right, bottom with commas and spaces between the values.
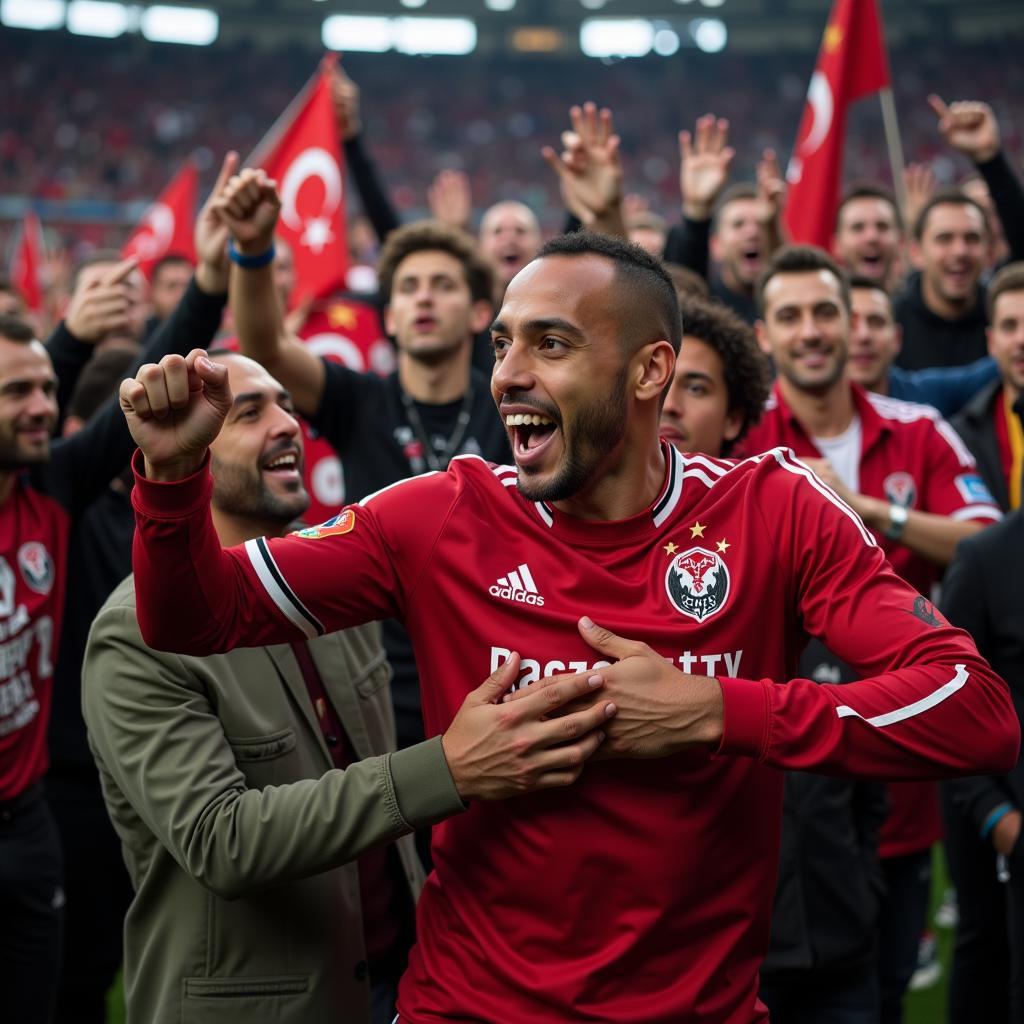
0, 481, 68, 799
131, 444, 1017, 1024
744, 383, 1003, 857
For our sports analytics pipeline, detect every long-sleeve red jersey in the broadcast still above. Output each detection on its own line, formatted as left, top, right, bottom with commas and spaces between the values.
131, 442, 1018, 1024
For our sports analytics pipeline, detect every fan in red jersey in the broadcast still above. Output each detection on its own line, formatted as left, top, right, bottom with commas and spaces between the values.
121, 231, 1018, 1024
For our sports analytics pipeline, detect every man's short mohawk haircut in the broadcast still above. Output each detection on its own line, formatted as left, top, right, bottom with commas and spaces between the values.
536, 231, 682, 354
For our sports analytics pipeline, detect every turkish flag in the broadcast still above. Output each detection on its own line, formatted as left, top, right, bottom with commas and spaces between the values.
784, 0, 891, 249
10, 209, 45, 312
123, 159, 198, 279
253, 61, 350, 306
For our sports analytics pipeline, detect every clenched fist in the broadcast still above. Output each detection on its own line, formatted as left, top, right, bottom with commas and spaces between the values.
119, 348, 233, 481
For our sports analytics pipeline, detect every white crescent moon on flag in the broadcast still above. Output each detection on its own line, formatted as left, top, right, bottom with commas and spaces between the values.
131, 202, 174, 260
279, 148, 343, 231
801, 71, 834, 157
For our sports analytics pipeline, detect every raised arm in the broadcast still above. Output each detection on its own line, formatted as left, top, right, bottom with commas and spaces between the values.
218, 168, 325, 417
543, 102, 626, 240
929, 94, 1024, 262
662, 115, 735, 275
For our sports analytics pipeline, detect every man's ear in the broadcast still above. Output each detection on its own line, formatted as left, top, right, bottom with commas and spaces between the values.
723, 408, 744, 444
470, 299, 493, 335
634, 340, 675, 403
62, 415, 85, 439
754, 319, 772, 357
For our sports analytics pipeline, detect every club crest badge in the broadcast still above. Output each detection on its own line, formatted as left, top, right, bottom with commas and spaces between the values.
291, 509, 356, 540
665, 547, 730, 622
18, 542, 54, 595
883, 472, 917, 508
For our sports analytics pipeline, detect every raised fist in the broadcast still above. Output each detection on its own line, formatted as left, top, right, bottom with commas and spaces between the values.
119, 348, 233, 480
213, 167, 282, 255
928, 94, 1001, 164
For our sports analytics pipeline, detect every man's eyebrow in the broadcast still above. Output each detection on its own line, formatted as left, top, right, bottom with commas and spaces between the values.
489, 317, 583, 337
231, 391, 265, 407
681, 371, 713, 382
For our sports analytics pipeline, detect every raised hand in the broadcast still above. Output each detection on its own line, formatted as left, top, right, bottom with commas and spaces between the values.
542, 102, 624, 232
119, 349, 233, 481
755, 148, 786, 226
902, 162, 937, 233
64, 256, 139, 343
428, 169, 473, 230
213, 167, 281, 254
326, 57, 362, 141
193, 151, 239, 293
928, 94, 1001, 164
678, 114, 735, 221
441, 652, 615, 801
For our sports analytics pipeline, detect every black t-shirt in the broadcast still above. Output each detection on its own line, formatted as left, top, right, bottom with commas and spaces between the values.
311, 360, 511, 748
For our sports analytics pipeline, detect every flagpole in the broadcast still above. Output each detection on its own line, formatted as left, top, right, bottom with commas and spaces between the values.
878, 87, 907, 216
246, 62, 325, 168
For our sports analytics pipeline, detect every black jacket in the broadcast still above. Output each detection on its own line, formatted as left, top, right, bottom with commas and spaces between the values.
951, 380, 1024, 513
941, 511, 1024, 832
761, 640, 889, 978
894, 271, 988, 371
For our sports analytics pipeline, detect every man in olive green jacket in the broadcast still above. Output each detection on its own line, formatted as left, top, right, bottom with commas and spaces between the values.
83, 352, 467, 1023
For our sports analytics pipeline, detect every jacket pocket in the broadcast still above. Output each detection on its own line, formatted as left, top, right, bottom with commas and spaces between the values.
183, 975, 309, 998
354, 650, 390, 697
225, 728, 296, 762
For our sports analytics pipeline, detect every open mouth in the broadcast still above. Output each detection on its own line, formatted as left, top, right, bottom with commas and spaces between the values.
506, 412, 559, 467
262, 450, 301, 479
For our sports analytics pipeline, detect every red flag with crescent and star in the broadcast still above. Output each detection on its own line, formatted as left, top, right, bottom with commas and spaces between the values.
10, 208, 45, 312
784, 0, 891, 250
122, 159, 198, 279
254, 60, 350, 305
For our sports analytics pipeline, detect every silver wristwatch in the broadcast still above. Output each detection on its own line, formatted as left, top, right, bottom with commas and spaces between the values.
883, 503, 908, 540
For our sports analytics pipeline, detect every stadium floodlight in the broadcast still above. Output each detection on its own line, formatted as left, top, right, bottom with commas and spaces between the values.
140, 4, 218, 46
652, 27, 680, 56
580, 18, 653, 58
579, 0, 606, 10
690, 17, 727, 52
322, 14, 392, 52
484, 0, 516, 11
399, 0, 428, 7
67, 0, 129, 37
393, 17, 477, 55
700, 0, 726, 6
0, 0, 65, 30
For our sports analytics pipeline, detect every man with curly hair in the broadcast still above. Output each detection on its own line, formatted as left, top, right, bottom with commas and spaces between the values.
659, 295, 771, 458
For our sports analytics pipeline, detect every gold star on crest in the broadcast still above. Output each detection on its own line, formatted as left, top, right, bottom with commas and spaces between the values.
689, 521, 707, 539
327, 304, 358, 329
716, 539, 731, 554
824, 24, 844, 53
664, 541, 679, 556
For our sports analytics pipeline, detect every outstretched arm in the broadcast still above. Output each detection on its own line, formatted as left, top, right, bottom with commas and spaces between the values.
219, 167, 326, 417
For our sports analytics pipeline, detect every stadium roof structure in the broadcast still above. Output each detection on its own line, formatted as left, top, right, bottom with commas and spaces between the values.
2, 0, 1023, 54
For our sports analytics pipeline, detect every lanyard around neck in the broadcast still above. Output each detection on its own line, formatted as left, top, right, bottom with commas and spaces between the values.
400, 386, 474, 472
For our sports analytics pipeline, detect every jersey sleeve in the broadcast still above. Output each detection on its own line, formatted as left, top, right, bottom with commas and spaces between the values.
919, 414, 1002, 523
716, 448, 1019, 779
131, 451, 459, 656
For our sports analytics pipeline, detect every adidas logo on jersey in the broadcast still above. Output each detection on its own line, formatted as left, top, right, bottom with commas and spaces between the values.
489, 563, 545, 606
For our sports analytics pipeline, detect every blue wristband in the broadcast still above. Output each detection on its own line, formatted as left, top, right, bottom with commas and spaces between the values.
981, 802, 1014, 841
228, 239, 275, 269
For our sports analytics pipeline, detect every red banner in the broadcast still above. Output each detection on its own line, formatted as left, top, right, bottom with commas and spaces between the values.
122, 160, 198, 279
255, 62, 350, 305
10, 209, 45, 312
784, 0, 891, 249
